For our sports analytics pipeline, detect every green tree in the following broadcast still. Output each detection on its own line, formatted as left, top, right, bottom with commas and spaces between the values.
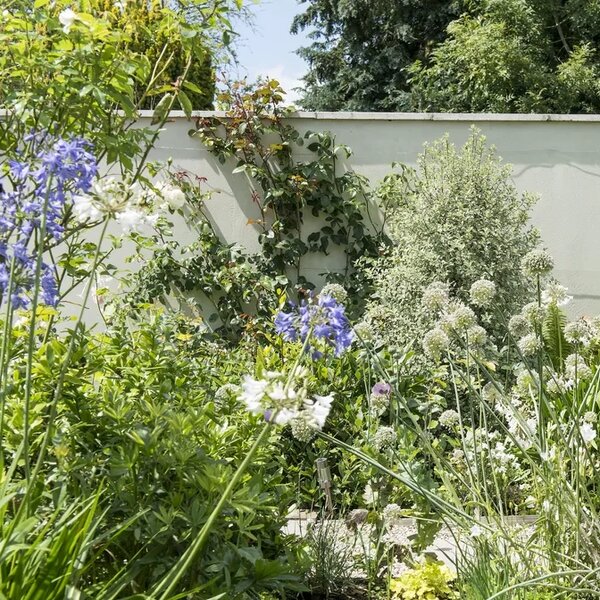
410, 0, 600, 113
98, 0, 215, 109
291, 0, 461, 111
293, 0, 600, 113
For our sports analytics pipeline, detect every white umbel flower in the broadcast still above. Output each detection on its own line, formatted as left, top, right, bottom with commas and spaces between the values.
72, 194, 102, 223
580, 422, 597, 445
59, 8, 77, 33
469, 279, 496, 308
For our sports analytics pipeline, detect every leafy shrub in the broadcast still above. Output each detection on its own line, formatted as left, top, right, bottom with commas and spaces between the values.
365, 129, 539, 352
390, 559, 458, 600
1, 309, 304, 596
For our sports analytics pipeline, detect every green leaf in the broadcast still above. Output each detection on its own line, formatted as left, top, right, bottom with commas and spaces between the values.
151, 93, 173, 125
182, 81, 204, 95
178, 90, 193, 118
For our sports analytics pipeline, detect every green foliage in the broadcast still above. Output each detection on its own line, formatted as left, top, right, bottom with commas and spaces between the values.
365, 130, 539, 351
294, 0, 600, 113
97, 0, 215, 110
126, 79, 387, 339
0, 0, 226, 169
410, 0, 600, 113
2, 310, 304, 596
390, 560, 458, 600
118, 171, 285, 341
292, 0, 460, 111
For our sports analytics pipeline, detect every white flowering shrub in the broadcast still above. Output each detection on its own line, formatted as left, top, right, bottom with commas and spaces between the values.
365, 130, 539, 351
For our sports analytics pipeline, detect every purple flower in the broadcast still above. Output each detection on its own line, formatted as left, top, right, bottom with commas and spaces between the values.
275, 310, 297, 341
0, 132, 98, 309
274, 293, 354, 358
41, 266, 59, 307
372, 381, 391, 396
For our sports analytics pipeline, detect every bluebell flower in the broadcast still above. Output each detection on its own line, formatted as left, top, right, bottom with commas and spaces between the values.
0, 132, 98, 309
274, 293, 354, 358
274, 309, 298, 341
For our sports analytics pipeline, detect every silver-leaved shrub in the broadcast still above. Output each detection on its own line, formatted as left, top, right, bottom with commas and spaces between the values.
365, 129, 540, 351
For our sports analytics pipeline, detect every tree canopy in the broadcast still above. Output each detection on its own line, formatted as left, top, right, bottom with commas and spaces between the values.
293, 0, 600, 113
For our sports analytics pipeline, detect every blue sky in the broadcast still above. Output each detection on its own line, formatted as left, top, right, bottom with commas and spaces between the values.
228, 0, 311, 103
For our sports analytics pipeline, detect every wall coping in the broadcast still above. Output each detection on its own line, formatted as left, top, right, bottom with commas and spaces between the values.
141, 110, 600, 123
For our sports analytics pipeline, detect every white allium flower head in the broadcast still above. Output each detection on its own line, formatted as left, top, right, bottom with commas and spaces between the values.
466, 325, 487, 348
521, 249, 554, 276
564, 353, 592, 381
59, 8, 77, 33
439, 409, 460, 429
517, 333, 542, 357
509, 314, 531, 338
564, 319, 591, 345
369, 392, 388, 417
447, 304, 476, 331
584, 411, 597, 424
382, 503, 403, 524
290, 415, 316, 442
422, 281, 450, 313
320, 283, 348, 304
423, 327, 450, 360
521, 302, 546, 327
469, 279, 496, 308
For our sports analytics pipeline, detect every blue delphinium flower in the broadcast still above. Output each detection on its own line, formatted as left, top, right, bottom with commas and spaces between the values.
0, 133, 98, 309
275, 293, 354, 357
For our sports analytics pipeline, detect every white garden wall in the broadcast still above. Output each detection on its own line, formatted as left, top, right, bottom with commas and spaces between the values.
136, 111, 600, 317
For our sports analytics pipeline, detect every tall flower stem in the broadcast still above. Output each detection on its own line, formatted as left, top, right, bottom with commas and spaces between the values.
23, 218, 110, 510
22, 183, 52, 482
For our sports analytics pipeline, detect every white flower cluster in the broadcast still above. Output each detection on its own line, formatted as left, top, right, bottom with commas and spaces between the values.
521, 249, 554, 276
508, 314, 530, 338
564, 319, 592, 346
373, 425, 396, 451
462, 429, 523, 476
580, 421, 597, 445
541, 282, 572, 308
469, 279, 496, 308
422, 327, 449, 360
320, 283, 348, 304
239, 371, 333, 438
439, 409, 460, 429
517, 333, 542, 357
72, 177, 186, 234
421, 281, 450, 313
564, 353, 592, 381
